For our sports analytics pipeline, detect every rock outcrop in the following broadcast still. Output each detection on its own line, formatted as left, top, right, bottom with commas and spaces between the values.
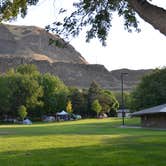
0, 24, 152, 91
0, 24, 88, 64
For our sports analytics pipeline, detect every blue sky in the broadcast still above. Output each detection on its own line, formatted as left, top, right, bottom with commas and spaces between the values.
9, 0, 166, 71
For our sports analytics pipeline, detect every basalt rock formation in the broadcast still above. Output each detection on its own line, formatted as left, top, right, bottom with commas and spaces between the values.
0, 24, 152, 91
0, 24, 88, 64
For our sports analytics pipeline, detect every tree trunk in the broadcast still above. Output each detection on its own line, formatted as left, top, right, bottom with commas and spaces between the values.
128, 0, 166, 35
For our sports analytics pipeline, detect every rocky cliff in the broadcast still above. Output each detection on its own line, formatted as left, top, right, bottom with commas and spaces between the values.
0, 24, 152, 91
0, 24, 88, 64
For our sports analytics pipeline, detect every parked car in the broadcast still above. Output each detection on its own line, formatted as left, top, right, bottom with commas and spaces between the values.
72, 114, 82, 120
43, 116, 55, 122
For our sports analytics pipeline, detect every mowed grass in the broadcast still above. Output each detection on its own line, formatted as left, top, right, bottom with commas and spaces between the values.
0, 118, 166, 166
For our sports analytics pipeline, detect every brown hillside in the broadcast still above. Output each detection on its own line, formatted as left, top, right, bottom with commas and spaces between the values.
0, 24, 88, 64
0, 24, 152, 91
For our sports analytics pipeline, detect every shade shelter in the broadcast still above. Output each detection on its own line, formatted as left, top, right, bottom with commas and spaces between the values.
56, 110, 69, 121
131, 104, 166, 128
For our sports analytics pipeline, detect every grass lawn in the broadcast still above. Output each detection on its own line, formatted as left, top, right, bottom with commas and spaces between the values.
0, 118, 166, 166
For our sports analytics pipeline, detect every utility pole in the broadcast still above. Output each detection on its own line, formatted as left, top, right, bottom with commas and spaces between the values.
121, 72, 128, 126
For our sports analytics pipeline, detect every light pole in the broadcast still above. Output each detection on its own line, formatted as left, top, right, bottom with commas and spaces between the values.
121, 72, 128, 126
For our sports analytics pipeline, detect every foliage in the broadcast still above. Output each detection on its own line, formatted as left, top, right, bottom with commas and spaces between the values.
0, 0, 39, 22
39, 73, 69, 115
47, 0, 140, 46
114, 91, 131, 109
16, 64, 39, 76
0, 0, 140, 45
7, 72, 43, 115
69, 87, 88, 116
87, 81, 101, 116
0, 75, 11, 118
0, 64, 69, 119
18, 105, 27, 121
66, 100, 73, 114
0, 69, 43, 118
87, 81, 119, 117
130, 68, 166, 111
69, 85, 119, 117
0, 1, 165, 45
99, 90, 119, 116
91, 99, 102, 117
0, 64, 119, 119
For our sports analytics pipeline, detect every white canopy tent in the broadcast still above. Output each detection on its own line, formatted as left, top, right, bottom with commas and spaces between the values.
56, 110, 68, 116
56, 110, 69, 121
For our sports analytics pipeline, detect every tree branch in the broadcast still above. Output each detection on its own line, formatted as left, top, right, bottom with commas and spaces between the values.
128, 0, 166, 35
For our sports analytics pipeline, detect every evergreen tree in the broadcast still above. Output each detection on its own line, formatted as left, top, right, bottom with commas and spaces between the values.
87, 81, 101, 117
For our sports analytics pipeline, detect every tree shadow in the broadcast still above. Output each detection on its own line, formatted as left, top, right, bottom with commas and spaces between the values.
0, 119, 164, 139
0, 135, 166, 166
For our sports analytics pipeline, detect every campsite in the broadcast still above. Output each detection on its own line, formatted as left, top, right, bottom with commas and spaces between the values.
0, 1, 166, 166
0, 118, 166, 166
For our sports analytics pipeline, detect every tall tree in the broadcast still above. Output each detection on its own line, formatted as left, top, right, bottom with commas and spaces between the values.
7, 72, 43, 116
114, 91, 131, 109
0, 64, 43, 118
130, 68, 166, 111
39, 73, 69, 115
0, 75, 11, 118
99, 90, 119, 116
0, 1, 165, 45
48, 0, 166, 45
91, 99, 102, 117
69, 87, 88, 116
87, 81, 101, 116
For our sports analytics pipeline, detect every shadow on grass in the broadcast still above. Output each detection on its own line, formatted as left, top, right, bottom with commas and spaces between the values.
0, 118, 165, 138
0, 136, 166, 166
1, 119, 166, 166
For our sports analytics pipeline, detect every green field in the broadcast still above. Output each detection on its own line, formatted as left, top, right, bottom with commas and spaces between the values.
0, 118, 166, 166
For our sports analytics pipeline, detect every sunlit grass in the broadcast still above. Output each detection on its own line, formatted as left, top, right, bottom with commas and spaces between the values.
0, 118, 166, 166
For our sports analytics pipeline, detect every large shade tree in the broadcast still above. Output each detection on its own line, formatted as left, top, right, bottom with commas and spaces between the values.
69, 87, 88, 116
0, 64, 69, 119
39, 73, 69, 115
130, 68, 166, 111
47, 0, 166, 45
0, 66, 43, 118
0, 0, 165, 45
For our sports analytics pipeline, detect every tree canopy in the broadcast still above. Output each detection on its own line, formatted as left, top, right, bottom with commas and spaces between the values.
0, 64, 69, 119
0, 0, 39, 22
87, 81, 119, 117
0, 0, 165, 45
130, 68, 166, 111
48, 0, 166, 45
91, 99, 102, 117
0, 64, 120, 120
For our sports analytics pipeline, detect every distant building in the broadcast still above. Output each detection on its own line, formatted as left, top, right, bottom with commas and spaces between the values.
117, 109, 130, 118
131, 104, 166, 128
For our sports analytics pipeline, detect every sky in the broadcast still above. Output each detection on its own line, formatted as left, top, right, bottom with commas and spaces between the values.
9, 0, 166, 71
